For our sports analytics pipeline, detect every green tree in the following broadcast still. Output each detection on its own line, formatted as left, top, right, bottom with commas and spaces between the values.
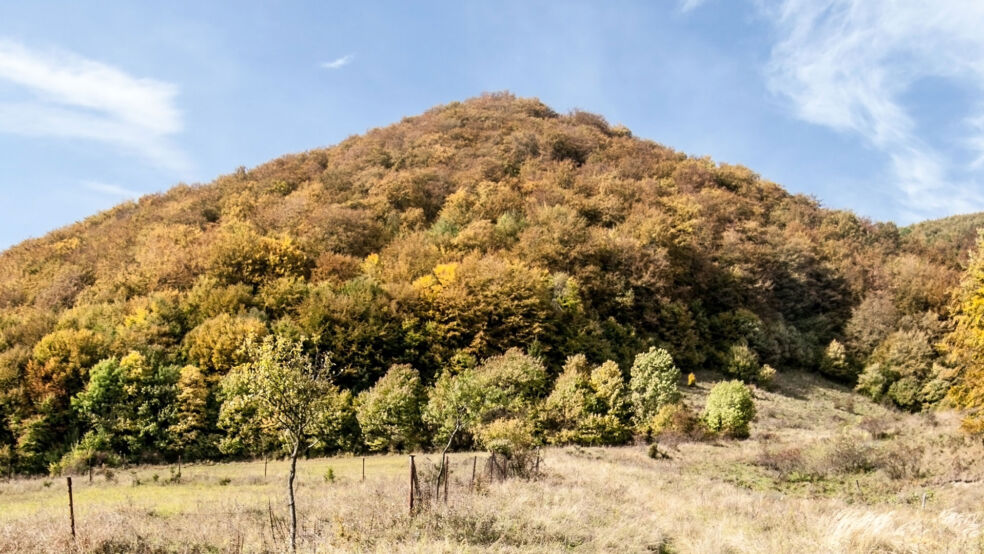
219, 335, 334, 552
356, 364, 426, 452
703, 380, 755, 438
71, 352, 179, 459
629, 347, 680, 423
423, 348, 547, 451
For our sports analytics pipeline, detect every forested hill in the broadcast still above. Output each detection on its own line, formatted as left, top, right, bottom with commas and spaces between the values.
0, 93, 981, 472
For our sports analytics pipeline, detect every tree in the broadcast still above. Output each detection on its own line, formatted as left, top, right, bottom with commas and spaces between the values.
219, 336, 333, 552
543, 355, 631, 445
423, 348, 547, 451
703, 380, 755, 438
71, 352, 179, 460
943, 233, 984, 432
356, 364, 426, 452
629, 347, 680, 423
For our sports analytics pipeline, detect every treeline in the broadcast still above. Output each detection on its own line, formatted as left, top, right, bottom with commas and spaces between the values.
0, 93, 979, 473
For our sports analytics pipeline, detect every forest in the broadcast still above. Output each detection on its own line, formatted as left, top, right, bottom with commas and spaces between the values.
2, 92, 984, 475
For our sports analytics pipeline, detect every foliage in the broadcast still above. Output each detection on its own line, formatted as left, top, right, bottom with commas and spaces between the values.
356, 364, 425, 452
543, 355, 631, 445
819, 340, 853, 381
724, 342, 760, 382
629, 347, 680, 423
423, 348, 547, 450
703, 380, 755, 438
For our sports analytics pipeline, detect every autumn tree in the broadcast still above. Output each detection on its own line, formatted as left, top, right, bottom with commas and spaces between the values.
944, 234, 984, 432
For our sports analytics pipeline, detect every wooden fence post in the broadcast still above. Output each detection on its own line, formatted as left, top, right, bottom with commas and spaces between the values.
88, 465, 93, 483
443, 454, 449, 503
177, 455, 182, 479
67, 477, 76, 540
264, 457, 268, 479
409, 455, 416, 515
471, 456, 477, 489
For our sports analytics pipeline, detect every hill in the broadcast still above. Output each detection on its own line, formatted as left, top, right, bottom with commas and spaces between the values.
0, 93, 974, 472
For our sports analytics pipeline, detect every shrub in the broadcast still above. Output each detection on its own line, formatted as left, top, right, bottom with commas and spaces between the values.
645, 403, 702, 446
855, 363, 893, 401
475, 417, 534, 458
817, 432, 876, 475
724, 342, 759, 382
629, 347, 680, 423
757, 364, 777, 389
820, 339, 854, 380
755, 445, 805, 478
887, 376, 921, 411
703, 381, 755, 438
356, 364, 426, 452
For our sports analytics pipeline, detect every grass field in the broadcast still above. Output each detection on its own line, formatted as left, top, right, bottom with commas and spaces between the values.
2, 371, 983, 553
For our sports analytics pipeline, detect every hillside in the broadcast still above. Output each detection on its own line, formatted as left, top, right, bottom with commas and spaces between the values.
902, 211, 984, 268
0, 93, 978, 473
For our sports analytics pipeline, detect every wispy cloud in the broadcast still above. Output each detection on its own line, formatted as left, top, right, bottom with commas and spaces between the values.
321, 54, 353, 70
0, 40, 188, 172
679, 0, 708, 12
762, 0, 984, 220
81, 180, 143, 198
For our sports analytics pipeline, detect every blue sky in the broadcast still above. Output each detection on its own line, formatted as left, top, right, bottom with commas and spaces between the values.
1, 1, 983, 250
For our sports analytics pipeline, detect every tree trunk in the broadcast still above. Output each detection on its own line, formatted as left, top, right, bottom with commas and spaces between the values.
288, 441, 300, 552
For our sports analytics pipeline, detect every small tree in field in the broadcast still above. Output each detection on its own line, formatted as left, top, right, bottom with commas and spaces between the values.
219, 335, 332, 553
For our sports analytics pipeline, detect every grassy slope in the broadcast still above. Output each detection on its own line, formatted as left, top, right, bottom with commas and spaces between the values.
2, 373, 983, 553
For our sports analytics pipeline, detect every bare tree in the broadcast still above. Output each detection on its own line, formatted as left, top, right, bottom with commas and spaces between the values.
221, 336, 333, 553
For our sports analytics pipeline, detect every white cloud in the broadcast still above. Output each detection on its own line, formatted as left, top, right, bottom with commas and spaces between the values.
762, 0, 984, 220
81, 180, 142, 198
679, 0, 708, 12
0, 40, 188, 172
321, 54, 353, 70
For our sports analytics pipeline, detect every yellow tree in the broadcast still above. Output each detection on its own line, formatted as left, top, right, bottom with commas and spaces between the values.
944, 233, 984, 433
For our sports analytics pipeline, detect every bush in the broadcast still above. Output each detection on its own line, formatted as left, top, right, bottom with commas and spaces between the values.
820, 339, 854, 380
887, 376, 921, 411
644, 403, 703, 445
356, 364, 426, 452
757, 364, 777, 389
817, 432, 876, 475
855, 363, 893, 401
703, 381, 755, 438
725, 342, 759, 382
629, 347, 680, 422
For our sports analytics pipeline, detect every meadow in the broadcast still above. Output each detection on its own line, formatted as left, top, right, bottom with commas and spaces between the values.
1, 371, 982, 553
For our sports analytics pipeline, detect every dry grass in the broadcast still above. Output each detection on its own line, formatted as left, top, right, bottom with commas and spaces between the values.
2, 371, 984, 553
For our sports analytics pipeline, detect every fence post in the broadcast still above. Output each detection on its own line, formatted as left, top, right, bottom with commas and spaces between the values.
88, 465, 93, 483
409, 455, 416, 515
362, 457, 365, 482
177, 455, 182, 479
67, 476, 76, 540
471, 456, 477, 489
443, 454, 449, 503
264, 457, 268, 479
